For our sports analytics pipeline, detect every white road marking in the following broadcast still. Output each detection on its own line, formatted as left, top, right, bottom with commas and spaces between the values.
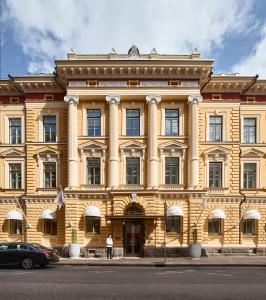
156, 271, 185, 275
205, 272, 232, 277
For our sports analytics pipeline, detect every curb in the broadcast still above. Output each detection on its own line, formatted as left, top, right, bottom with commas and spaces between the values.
57, 262, 266, 267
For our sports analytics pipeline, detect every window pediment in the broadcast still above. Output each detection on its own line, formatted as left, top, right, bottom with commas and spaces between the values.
241, 148, 264, 158
203, 146, 230, 162
0, 149, 25, 158
79, 141, 107, 158
34, 147, 60, 165
120, 141, 146, 159
159, 141, 187, 158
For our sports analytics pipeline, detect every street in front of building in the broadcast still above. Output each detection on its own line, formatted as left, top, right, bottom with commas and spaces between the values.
0, 265, 266, 299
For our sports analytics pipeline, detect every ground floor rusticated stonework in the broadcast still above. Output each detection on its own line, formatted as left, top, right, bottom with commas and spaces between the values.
1, 191, 266, 257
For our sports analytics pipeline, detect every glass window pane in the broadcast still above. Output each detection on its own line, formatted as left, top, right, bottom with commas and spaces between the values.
243, 163, 256, 189
126, 109, 140, 136
126, 158, 140, 184
44, 162, 56, 188
165, 109, 179, 136
243, 118, 256, 143
87, 110, 101, 136
9, 118, 22, 144
209, 162, 222, 188
43, 116, 56, 142
87, 158, 101, 184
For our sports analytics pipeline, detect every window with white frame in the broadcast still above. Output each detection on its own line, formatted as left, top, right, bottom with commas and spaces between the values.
165, 157, 179, 184
209, 116, 222, 142
243, 163, 256, 189
9, 118, 22, 144
36, 152, 60, 188
9, 163, 22, 189
126, 158, 140, 184
87, 109, 101, 136
209, 162, 222, 188
204, 146, 230, 189
43, 116, 56, 142
243, 118, 256, 143
165, 109, 179, 136
126, 109, 140, 136
87, 158, 101, 184
43, 162, 56, 188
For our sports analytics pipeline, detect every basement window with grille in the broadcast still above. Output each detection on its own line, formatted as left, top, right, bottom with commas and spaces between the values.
246, 97, 256, 103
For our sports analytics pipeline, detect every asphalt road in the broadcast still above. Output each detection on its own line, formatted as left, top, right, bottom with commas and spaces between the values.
0, 265, 266, 299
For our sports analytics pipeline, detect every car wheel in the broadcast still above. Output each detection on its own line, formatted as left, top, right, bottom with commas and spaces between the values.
22, 257, 34, 270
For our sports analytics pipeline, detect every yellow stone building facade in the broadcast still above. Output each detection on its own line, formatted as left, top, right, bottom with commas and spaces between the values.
1, 46, 266, 256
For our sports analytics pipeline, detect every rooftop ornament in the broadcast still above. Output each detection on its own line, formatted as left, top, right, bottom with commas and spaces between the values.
128, 45, 140, 58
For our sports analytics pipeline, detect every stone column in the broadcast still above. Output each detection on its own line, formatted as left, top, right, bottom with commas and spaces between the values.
188, 95, 202, 188
146, 94, 161, 188
106, 95, 120, 188
64, 95, 79, 189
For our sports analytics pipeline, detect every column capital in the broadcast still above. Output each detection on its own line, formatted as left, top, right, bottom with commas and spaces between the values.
106, 94, 120, 104
188, 94, 203, 105
146, 94, 161, 104
64, 95, 79, 105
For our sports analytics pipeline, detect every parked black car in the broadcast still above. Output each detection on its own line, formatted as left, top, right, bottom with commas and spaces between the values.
0, 242, 59, 269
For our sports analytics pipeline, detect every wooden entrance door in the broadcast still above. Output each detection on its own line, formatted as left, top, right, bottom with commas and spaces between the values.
124, 222, 143, 257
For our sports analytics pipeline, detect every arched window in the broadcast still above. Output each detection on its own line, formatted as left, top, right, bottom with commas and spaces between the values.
125, 205, 142, 215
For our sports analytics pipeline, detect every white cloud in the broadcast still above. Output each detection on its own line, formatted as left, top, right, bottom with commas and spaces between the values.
232, 23, 266, 78
5, 0, 255, 73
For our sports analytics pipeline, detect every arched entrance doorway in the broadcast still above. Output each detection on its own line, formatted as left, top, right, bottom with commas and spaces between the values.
124, 205, 144, 257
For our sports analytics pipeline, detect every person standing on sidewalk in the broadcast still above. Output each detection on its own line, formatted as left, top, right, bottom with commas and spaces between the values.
106, 234, 113, 259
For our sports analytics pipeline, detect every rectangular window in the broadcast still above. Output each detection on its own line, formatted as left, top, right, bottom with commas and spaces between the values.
9, 164, 21, 189
243, 163, 256, 189
44, 162, 56, 188
165, 109, 179, 136
87, 109, 101, 136
208, 219, 221, 235
43, 116, 56, 142
126, 109, 140, 136
166, 216, 182, 233
87, 158, 101, 184
209, 162, 222, 188
243, 118, 256, 143
209, 116, 222, 142
242, 219, 255, 235
43, 219, 57, 235
165, 157, 179, 184
126, 158, 140, 184
85, 216, 100, 233
10, 220, 22, 235
9, 118, 22, 144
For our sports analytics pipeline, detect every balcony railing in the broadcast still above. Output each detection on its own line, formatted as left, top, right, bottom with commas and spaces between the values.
80, 185, 106, 191
120, 184, 145, 190
37, 188, 60, 195
159, 184, 184, 191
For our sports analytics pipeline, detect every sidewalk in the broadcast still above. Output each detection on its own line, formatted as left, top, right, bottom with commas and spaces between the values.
58, 256, 266, 267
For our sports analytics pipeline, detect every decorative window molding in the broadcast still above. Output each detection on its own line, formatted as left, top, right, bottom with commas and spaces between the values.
161, 102, 184, 136
34, 147, 60, 188
240, 149, 263, 189
205, 111, 227, 142
120, 141, 146, 185
79, 141, 107, 185
82, 103, 105, 136
203, 146, 230, 188
4, 115, 25, 144
122, 103, 144, 136
159, 141, 187, 185
241, 114, 260, 143
38, 112, 59, 142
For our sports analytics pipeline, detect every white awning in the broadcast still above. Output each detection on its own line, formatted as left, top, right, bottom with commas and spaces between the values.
40, 209, 56, 220
84, 206, 101, 217
167, 206, 184, 217
243, 210, 261, 220
209, 209, 226, 219
6, 210, 23, 221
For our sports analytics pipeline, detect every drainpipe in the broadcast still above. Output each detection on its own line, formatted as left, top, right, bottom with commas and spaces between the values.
200, 68, 213, 92
238, 102, 247, 244
240, 74, 259, 96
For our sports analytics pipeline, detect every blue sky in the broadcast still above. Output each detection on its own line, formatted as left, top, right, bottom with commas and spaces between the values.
1, 0, 266, 78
